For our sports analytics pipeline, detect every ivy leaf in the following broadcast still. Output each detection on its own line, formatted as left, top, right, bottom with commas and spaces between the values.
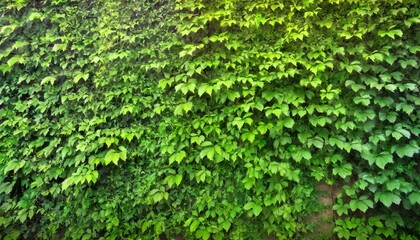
222, 220, 231, 231
174, 174, 183, 186
368, 217, 383, 228
375, 152, 393, 169
408, 192, 420, 205
190, 220, 200, 232
40, 76, 56, 85
244, 202, 263, 216
169, 151, 186, 164
27, 11, 43, 21
104, 149, 121, 165
74, 72, 89, 83
252, 203, 263, 216
111, 217, 119, 226
241, 131, 255, 143
291, 149, 312, 162
232, 117, 245, 130
200, 147, 214, 160
298, 132, 312, 143
349, 198, 371, 212
333, 163, 353, 179
378, 29, 403, 39
399, 59, 418, 69
198, 84, 212, 96
375, 191, 401, 207
387, 29, 403, 38
282, 117, 295, 128
85, 171, 99, 183
332, 203, 349, 216
198, 229, 210, 240
4, 160, 26, 174
62, 177, 74, 191
191, 135, 205, 145
7, 55, 25, 66
174, 102, 193, 115
242, 177, 255, 190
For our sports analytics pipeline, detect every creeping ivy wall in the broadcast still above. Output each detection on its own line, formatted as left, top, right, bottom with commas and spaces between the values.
0, 0, 419, 239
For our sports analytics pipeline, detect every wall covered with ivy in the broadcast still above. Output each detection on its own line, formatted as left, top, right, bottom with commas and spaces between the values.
0, 0, 419, 239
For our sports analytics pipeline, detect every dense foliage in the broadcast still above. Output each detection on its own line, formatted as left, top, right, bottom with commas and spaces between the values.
1, 0, 419, 239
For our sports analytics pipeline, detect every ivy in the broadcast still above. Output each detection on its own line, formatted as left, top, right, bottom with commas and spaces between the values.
1, 0, 419, 239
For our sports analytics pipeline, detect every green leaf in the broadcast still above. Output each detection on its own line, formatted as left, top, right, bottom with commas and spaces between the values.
40, 76, 56, 85
175, 102, 193, 115
111, 217, 119, 226
375, 152, 393, 169
349, 198, 371, 212
221, 220, 231, 231
27, 11, 43, 21
388, 29, 403, 38
333, 201, 349, 216
190, 220, 200, 232
244, 202, 263, 216
333, 163, 353, 179
252, 203, 263, 216
7, 55, 24, 66
385, 179, 401, 191
191, 135, 205, 145
104, 149, 120, 165
257, 124, 268, 134
378, 29, 403, 39
201, 230, 210, 240
291, 149, 312, 162
408, 192, 420, 205
298, 132, 311, 143
169, 150, 186, 164
174, 174, 183, 186
198, 84, 212, 96
200, 147, 214, 160
62, 177, 74, 191
241, 131, 255, 143
308, 137, 324, 149
244, 202, 254, 211
242, 177, 255, 190
4, 160, 25, 174
74, 72, 89, 83
368, 217, 383, 228
399, 59, 418, 69
282, 117, 295, 128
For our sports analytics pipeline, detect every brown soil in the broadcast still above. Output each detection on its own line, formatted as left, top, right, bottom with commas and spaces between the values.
303, 181, 342, 240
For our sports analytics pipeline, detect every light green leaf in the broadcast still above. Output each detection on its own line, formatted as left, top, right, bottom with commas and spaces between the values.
104, 150, 120, 165
244, 202, 263, 216
4, 160, 25, 174
394, 142, 419, 158
111, 217, 119, 226
41, 76, 56, 85
375, 152, 393, 169
333, 163, 353, 178
169, 151, 186, 164
408, 192, 420, 205
222, 220, 231, 231
7, 55, 24, 67
174, 174, 183, 186
375, 191, 401, 207
282, 117, 295, 128
62, 177, 74, 191
190, 220, 200, 232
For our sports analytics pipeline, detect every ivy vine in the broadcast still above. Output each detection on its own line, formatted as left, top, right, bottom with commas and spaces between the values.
0, 0, 419, 239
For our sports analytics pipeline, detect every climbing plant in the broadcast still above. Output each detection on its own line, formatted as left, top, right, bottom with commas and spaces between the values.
0, 0, 419, 239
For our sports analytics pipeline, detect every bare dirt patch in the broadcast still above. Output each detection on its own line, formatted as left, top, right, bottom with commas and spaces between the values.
303, 181, 342, 239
